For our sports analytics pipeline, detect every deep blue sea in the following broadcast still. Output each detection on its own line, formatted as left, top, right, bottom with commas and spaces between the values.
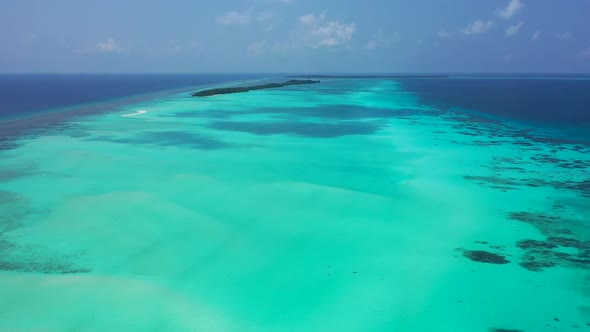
0, 74, 265, 119
396, 76, 590, 140
398, 77, 590, 125
2, 74, 588, 126
1, 74, 590, 331
1, 74, 589, 142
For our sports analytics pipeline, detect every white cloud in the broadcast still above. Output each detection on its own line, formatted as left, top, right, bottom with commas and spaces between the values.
364, 31, 399, 50
247, 41, 266, 54
299, 13, 355, 48
97, 38, 124, 53
505, 21, 524, 36
299, 13, 324, 25
532, 30, 541, 41
498, 0, 524, 19
271, 42, 295, 52
255, 0, 292, 3
217, 9, 280, 31
556, 32, 573, 40
216, 9, 252, 25
256, 11, 281, 31
463, 20, 494, 35
437, 29, 452, 38
74, 37, 125, 55
365, 41, 378, 50
257, 11, 274, 22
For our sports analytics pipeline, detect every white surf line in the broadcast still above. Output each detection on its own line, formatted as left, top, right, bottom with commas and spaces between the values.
121, 110, 148, 117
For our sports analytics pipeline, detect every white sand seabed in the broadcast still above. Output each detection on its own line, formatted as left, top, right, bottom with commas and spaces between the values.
0, 79, 589, 331
122, 109, 148, 117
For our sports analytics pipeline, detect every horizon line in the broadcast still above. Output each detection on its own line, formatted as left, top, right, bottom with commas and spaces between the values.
2, 71, 590, 75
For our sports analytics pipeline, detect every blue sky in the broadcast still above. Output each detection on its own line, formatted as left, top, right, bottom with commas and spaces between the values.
1, 0, 589, 73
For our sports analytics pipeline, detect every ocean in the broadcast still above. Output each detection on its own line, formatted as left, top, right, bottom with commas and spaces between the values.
0, 74, 589, 331
0, 74, 265, 119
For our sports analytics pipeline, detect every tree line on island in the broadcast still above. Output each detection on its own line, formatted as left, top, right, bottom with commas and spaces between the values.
192, 79, 320, 97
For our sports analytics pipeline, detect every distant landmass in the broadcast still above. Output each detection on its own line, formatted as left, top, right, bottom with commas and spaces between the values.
192, 79, 320, 97
290, 75, 450, 79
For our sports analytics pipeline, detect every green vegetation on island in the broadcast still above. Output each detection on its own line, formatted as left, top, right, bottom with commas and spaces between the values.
192, 79, 320, 97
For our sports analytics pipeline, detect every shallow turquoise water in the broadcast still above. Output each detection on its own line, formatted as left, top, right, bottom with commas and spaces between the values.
0, 78, 589, 331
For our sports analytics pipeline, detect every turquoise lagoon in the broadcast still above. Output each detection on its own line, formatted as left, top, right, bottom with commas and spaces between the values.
0, 78, 589, 331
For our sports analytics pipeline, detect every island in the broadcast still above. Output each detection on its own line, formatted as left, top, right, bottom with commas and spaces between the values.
192, 79, 320, 97
289, 75, 450, 79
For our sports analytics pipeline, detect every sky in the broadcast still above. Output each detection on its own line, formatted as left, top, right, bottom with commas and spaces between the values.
1, 0, 589, 73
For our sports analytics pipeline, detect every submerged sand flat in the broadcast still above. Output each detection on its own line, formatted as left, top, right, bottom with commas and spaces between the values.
0, 79, 589, 331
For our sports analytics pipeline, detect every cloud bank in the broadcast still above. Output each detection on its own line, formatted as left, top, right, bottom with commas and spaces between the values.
299, 13, 356, 47
498, 0, 524, 19
506, 22, 524, 36
74, 37, 125, 55
463, 20, 494, 35
216, 9, 252, 25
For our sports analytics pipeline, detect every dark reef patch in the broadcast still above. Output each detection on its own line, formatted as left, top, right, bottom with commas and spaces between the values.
473, 241, 507, 252
508, 212, 561, 232
1, 121, 90, 152
509, 212, 590, 272
435, 105, 590, 154
519, 254, 558, 272
517, 239, 557, 250
89, 130, 232, 150
464, 175, 520, 189
531, 154, 590, 170
0, 138, 19, 151
565, 179, 590, 198
0, 237, 91, 274
208, 120, 380, 138
162, 110, 235, 119
164, 105, 441, 122
507, 212, 587, 238
461, 249, 510, 264
547, 237, 588, 249
273, 105, 442, 120
0, 238, 17, 251
0, 192, 91, 274
0, 191, 29, 234
0, 257, 91, 274
0, 165, 38, 182
463, 174, 590, 198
